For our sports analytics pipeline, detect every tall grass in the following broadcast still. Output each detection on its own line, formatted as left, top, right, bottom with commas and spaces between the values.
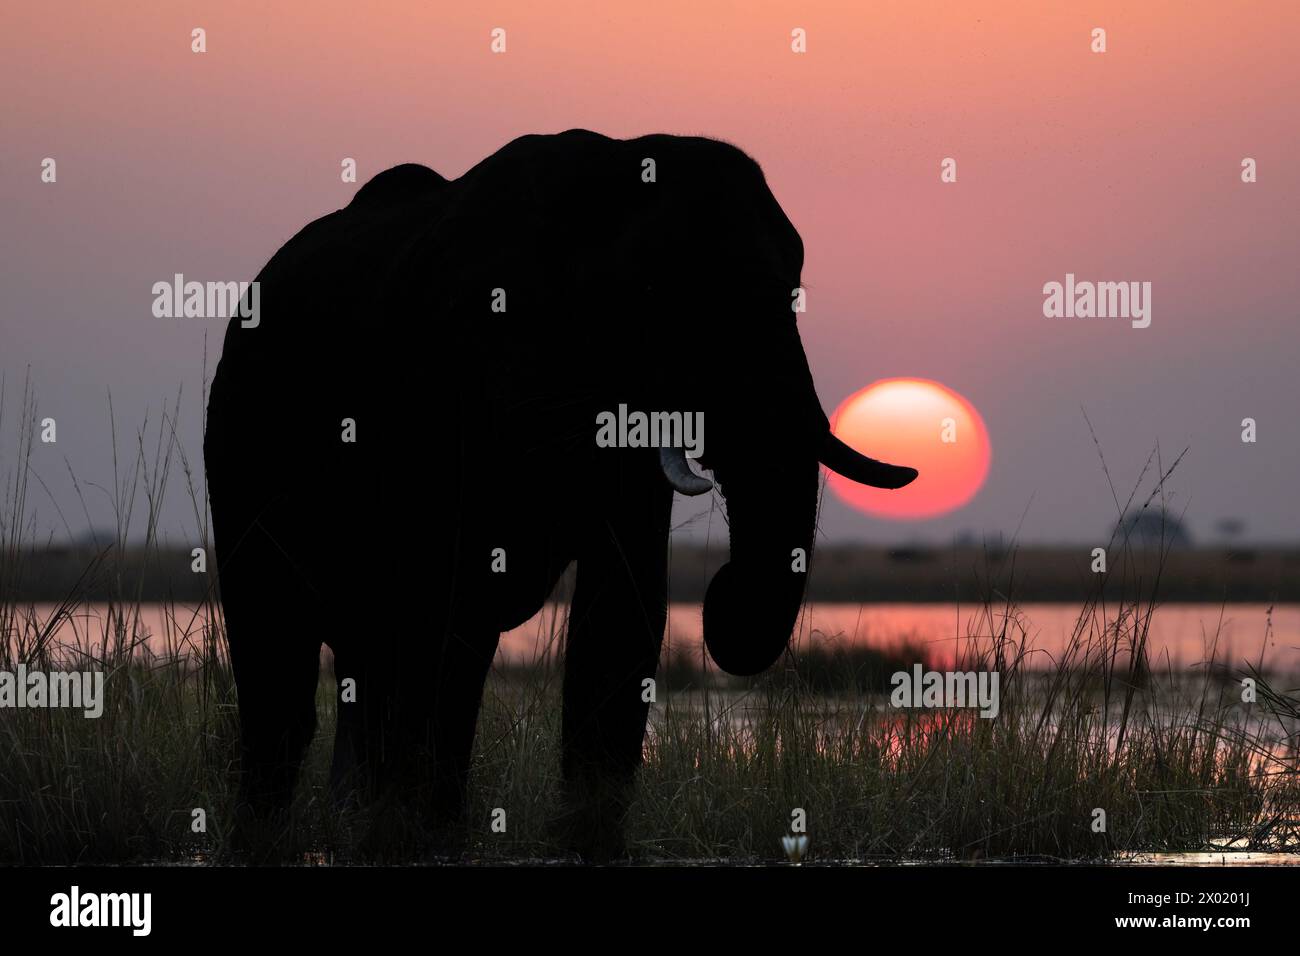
0, 376, 1296, 863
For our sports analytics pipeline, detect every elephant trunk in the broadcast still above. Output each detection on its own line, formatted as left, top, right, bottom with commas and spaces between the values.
702, 455, 819, 676
698, 327, 916, 676
700, 329, 821, 676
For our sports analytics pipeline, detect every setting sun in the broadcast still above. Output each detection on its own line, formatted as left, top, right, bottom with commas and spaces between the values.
827, 378, 991, 520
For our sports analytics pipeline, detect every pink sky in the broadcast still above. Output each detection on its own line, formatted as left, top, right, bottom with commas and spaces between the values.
2, 1, 1297, 544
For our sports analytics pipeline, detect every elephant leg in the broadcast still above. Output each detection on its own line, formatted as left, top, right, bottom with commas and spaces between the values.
330, 639, 436, 856
330, 622, 498, 852
558, 458, 672, 859
430, 625, 500, 827
326, 644, 364, 811
216, 504, 323, 848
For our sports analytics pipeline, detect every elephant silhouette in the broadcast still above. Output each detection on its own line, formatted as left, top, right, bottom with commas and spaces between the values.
203, 129, 917, 859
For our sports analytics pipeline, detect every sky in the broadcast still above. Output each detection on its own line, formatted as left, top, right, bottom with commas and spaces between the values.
1, 1, 1297, 547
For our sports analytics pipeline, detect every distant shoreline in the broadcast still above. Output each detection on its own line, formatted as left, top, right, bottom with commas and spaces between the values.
7, 544, 1297, 603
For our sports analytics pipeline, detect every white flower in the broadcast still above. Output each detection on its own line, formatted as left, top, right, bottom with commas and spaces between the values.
782, 834, 809, 863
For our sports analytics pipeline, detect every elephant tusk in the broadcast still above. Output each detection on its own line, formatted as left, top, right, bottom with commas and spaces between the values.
820, 432, 918, 489
658, 445, 714, 496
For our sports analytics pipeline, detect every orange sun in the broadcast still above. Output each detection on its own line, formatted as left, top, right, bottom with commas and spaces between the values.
827, 378, 991, 520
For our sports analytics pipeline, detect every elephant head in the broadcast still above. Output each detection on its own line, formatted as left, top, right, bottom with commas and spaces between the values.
625, 135, 918, 676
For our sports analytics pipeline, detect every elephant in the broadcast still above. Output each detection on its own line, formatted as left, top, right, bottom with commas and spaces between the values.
203, 128, 916, 859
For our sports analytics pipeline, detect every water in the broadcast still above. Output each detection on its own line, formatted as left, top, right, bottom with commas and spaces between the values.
23, 601, 1298, 674
502, 602, 1297, 671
